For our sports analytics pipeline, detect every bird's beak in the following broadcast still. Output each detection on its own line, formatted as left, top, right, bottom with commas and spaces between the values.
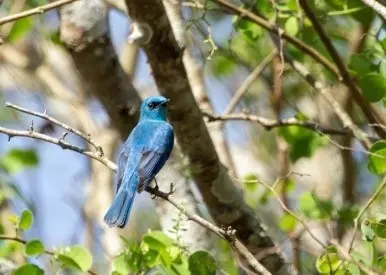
161, 99, 170, 106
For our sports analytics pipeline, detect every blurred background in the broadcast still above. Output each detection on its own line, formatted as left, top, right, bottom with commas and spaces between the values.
0, 0, 385, 274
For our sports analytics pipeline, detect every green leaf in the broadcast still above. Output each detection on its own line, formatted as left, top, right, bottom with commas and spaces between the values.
12, 264, 44, 275
18, 209, 33, 230
25, 239, 44, 257
57, 245, 92, 272
373, 219, 386, 239
358, 73, 386, 103
210, 55, 236, 76
0, 149, 39, 174
235, 18, 263, 42
112, 253, 130, 274
315, 247, 342, 274
348, 54, 372, 76
367, 141, 386, 175
279, 213, 297, 233
361, 219, 375, 242
243, 174, 258, 192
378, 257, 386, 270
285, 16, 299, 36
188, 251, 216, 275
8, 17, 34, 42
279, 126, 328, 162
299, 192, 333, 220
143, 231, 172, 251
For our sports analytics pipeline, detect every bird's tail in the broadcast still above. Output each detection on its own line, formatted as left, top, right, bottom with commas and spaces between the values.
104, 190, 136, 228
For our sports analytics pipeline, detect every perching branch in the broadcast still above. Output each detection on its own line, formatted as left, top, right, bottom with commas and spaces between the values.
5, 102, 103, 155
145, 186, 272, 275
203, 112, 352, 136
0, 0, 79, 25
0, 103, 271, 275
0, 235, 98, 275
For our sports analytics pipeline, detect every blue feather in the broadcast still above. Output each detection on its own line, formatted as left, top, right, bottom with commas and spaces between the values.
103, 96, 174, 228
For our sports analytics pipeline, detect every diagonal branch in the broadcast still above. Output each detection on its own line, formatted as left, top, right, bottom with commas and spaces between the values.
0, 0, 79, 25
123, 1, 292, 273
5, 102, 103, 154
203, 112, 353, 136
298, 0, 386, 139
211, 0, 386, 139
0, 104, 271, 275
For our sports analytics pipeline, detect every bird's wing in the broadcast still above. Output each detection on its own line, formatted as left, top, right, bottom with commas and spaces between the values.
137, 123, 174, 193
116, 149, 128, 193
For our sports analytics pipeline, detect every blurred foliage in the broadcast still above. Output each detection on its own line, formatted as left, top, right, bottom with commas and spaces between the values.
0, 0, 385, 274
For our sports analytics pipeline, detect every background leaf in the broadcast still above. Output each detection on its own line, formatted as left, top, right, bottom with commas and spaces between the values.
188, 251, 216, 275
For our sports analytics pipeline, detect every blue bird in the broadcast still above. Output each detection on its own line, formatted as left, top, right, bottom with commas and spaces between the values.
104, 96, 174, 228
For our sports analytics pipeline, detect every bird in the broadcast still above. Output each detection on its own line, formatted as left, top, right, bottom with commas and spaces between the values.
104, 96, 174, 228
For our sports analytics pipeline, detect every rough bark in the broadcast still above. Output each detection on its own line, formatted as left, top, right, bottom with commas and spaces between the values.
58, 0, 212, 251
58, 0, 141, 138
124, 1, 291, 273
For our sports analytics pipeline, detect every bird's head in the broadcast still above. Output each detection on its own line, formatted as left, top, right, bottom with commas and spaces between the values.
139, 96, 170, 121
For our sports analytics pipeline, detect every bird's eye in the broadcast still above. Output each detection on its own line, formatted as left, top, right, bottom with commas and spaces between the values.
147, 103, 154, 109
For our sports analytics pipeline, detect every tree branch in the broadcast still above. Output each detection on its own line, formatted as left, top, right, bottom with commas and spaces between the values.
0, 235, 98, 275
203, 112, 354, 136
298, 0, 386, 139
211, 0, 386, 139
0, 103, 271, 275
123, 1, 292, 274
348, 175, 386, 252
0, 0, 79, 25
5, 102, 103, 154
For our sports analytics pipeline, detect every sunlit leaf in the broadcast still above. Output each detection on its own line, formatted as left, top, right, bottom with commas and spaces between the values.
279, 213, 297, 233
299, 192, 333, 220
25, 239, 44, 257
12, 264, 44, 275
358, 73, 386, 103
18, 209, 33, 230
8, 18, 33, 42
315, 247, 342, 274
57, 245, 92, 272
373, 218, 386, 239
285, 16, 299, 36
0, 149, 39, 174
367, 141, 386, 175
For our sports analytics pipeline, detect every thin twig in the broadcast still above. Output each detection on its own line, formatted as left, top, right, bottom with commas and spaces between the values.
223, 50, 277, 115
286, 56, 373, 150
145, 185, 271, 275
0, 0, 79, 25
0, 126, 117, 171
0, 235, 98, 275
0, 104, 270, 275
257, 178, 326, 249
211, 0, 341, 78
348, 176, 386, 252
5, 102, 103, 155
330, 239, 381, 275
203, 112, 351, 136
298, 0, 386, 140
